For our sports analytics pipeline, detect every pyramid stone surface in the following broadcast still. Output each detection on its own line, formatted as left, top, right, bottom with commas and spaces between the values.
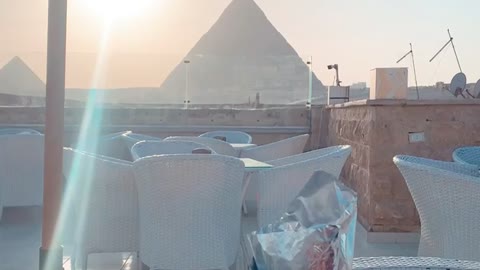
0, 56, 45, 97
160, 0, 325, 104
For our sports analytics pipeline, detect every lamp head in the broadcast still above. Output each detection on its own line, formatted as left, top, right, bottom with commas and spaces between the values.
327, 64, 338, 70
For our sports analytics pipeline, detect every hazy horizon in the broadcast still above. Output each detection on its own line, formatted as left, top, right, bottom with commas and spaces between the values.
1, 0, 479, 89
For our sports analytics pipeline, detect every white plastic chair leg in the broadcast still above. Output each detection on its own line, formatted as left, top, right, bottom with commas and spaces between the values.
70, 254, 76, 270
80, 253, 88, 270
241, 172, 253, 216
242, 200, 248, 215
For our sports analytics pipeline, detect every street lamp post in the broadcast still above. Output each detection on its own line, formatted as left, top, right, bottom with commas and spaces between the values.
184, 60, 190, 109
40, 0, 68, 269
307, 57, 313, 107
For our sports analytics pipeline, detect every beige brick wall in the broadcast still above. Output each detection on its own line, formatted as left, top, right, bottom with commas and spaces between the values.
325, 99, 480, 232
325, 106, 373, 230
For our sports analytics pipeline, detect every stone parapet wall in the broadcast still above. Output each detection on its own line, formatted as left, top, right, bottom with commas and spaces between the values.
0, 106, 313, 147
325, 105, 373, 230
325, 99, 480, 233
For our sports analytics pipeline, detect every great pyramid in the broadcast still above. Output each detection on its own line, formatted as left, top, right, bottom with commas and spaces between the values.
0, 56, 46, 97
159, 0, 325, 104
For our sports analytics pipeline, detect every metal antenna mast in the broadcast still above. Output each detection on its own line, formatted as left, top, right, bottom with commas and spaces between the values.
429, 29, 462, 72
397, 43, 419, 99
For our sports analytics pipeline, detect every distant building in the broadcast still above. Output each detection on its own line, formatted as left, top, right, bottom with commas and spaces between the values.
350, 82, 367, 89
436, 81, 446, 89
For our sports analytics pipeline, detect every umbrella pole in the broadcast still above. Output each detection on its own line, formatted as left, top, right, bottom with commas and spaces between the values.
40, 0, 67, 269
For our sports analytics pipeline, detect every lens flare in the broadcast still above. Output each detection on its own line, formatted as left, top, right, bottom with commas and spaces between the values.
84, 0, 153, 19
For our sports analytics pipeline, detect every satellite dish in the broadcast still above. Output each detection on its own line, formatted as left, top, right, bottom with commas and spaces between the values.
471, 79, 480, 98
449, 72, 467, 97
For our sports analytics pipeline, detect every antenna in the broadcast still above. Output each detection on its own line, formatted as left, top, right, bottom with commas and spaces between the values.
465, 86, 476, 99
429, 29, 462, 72
397, 43, 419, 100
449, 72, 467, 98
470, 79, 480, 99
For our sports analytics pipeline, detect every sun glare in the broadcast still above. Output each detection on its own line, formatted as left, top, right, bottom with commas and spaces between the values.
84, 0, 153, 19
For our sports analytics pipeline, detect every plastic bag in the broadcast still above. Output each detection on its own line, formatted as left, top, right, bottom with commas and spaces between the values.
248, 170, 357, 270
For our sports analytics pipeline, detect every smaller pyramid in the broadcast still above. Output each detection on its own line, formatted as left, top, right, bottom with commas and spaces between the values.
0, 56, 46, 97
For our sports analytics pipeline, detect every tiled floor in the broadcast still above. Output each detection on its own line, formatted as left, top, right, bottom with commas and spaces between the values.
0, 207, 418, 270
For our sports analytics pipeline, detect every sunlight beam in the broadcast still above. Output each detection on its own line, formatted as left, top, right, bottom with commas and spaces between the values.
46, 18, 113, 270
84, 0, 154, 20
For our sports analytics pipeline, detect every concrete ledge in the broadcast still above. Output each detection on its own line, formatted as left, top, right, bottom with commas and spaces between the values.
327, 99, 480, 108
366, 231, 420, 244
0, 124, 310, 134
356, 219, 420, 244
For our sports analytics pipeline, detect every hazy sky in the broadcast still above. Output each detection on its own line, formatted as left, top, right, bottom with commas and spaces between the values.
0, 0, 479, 88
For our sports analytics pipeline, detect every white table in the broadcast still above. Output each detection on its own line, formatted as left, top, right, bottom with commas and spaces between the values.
241, 158, 272, 171
240, 158, 272, 215
231, 143, 257, 150
231, 143, 257, 157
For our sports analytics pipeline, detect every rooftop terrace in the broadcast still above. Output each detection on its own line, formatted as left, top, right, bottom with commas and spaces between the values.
1, 99, 479, 269
0, 207, 418, 270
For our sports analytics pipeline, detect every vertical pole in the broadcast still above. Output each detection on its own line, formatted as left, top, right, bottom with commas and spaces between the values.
306, 57, 313, 142
40, 0, 67, 269
410, 43, 420, 100
307, 57, 312, 107
448, 29, 462, 73
335, 67, 340, 86
184, 60, 190, 109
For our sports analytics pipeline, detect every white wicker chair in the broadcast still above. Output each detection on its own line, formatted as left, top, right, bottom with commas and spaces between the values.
393, 155, 480, 261
63, 148, 139, 270
99, 140, 132, 160
0, 128, 42, 135
0, 134, 44, 219
133, 155, 245, 270
353, 257, 480, 270
100, 130, 132, 140
199, 131, 253, 144
131, 140, 214, 160
78, 131, 163, 161
74, 131, 132, 160
165, 136, 237, 157
252, 145, 351, 227
452, 146, 480, 167
121, 133, 163, 150
240, 134, 310, 162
